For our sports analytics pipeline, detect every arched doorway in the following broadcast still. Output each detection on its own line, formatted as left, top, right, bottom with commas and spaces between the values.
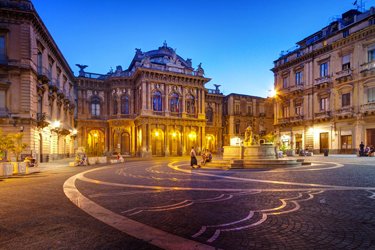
151, 129, 164, 156
186, 130, 197, 154
205, 134, 215, 152
169, 130, 181, 156
87, 129, 105, 156
121, 132, 130, 155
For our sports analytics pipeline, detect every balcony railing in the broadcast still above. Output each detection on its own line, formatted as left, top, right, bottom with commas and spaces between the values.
315, 110, 331, 118
361, 102, 375, 112
207, 88, 223, 95
153, 111, 164, 116
290, 115, 304, 122
315, 75, 332, 85
187, 113, 197, 118
277, 117, 290, 124
37, 66, 51, 82
336, 106, 354, 115
290, 83, 304, 92
169, 112, 181, 117
336, 68, 353, 80
360, 61, 375, 72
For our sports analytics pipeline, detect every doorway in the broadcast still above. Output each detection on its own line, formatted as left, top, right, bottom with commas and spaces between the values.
340, 135, 352, 154
367, 129, 375, 147
319, 132, 329, 153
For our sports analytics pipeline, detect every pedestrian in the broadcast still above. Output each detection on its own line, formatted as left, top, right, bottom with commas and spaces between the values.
359, 141, 365, 156
190, 146, 199, 169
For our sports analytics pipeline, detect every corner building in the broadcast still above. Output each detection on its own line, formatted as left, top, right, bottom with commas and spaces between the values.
0, 1, 76, 162
273, 8, 375, 154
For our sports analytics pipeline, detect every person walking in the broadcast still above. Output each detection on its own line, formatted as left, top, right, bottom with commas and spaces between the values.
359, 141, 365, 156
190, 146, 199, 169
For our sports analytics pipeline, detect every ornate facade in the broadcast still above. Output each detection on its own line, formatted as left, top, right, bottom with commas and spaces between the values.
273, 8, 375, 154
0, 0, 76, 162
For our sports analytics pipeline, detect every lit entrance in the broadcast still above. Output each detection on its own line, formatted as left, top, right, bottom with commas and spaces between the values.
319, 132, 329, 154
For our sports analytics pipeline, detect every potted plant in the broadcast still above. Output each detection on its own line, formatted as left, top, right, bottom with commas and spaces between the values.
0, 129, 16, 177
9, 132, 28, 174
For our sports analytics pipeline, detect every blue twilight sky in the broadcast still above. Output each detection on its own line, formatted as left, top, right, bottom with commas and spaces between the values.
32, 0, 371, 97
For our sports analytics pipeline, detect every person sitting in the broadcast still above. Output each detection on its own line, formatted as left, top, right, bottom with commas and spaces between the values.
369, 146, 375, 157
206, 150, 212, 163
117, 153, 125, 163
364, 146, 370, 156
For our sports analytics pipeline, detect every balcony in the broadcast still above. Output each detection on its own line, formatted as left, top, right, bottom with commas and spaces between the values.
290, 115, 304, 123
277, 117, 290, 124
187, 113, 197, 118
360, 61, 375, 75
37, 66, 51, 83
361, 102, 375, 113
335, 69, 353, 83
37, 112, 49, 128
153, 111, 164, 116
335, 106, 354, 118
314, 110, 331, 119
169, 112, 181, 117
314, 75, 332, 88
290, 83, 304, 93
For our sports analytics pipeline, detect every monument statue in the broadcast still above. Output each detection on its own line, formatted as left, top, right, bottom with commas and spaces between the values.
244, 126, 253, 146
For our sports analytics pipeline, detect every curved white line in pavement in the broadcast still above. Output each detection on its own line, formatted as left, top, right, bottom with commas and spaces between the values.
168, 162, 375, 190
367, 190, 375, 199
63, 170, 215, 250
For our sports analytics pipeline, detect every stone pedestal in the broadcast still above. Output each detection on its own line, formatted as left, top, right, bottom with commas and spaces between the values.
223, 144, 276, 160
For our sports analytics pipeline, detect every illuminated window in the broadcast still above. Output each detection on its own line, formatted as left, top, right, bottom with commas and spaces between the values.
152, 91, 162, 111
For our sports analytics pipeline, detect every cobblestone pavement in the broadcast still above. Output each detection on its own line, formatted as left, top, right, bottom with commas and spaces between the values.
63, 156, 375, 249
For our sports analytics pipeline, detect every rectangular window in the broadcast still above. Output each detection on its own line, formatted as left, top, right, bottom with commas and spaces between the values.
342, 93, 350, 107
368, 48, 375, 62
283, 77, 288, 88
0, 35, 5, 63
247, 105, 252, 115
235, 104, 240, 115
235, 123, 240, 134
320, 97, 328, 111
0, 90, 5, 108
283, 106, 289, 118
295, 105, 302, 116
342, 54, 350, 70
343, 30, 350, 38
319, 62, 329, 77
368, 87, 375, 103
295, 71, 303, 85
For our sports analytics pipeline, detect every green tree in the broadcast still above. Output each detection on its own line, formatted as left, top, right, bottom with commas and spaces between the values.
0, 129, 15, 161
10, 133, 27, 161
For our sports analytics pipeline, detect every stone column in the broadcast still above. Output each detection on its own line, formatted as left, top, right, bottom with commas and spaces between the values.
182, 126, 186, 155
165, 125, 170, 156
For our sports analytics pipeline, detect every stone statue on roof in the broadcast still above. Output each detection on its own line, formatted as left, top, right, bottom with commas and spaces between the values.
76, 64, 88, 77
196, 63, 205, 76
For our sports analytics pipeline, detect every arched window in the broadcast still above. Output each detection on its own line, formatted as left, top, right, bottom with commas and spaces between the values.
113, 98, 118, 115
169, 93, 179, 112
186, 94, 195, 114
121, 95, 129, 114
153, 91, 162, 111
91, 96, 100, 116
206, 107, 213, 123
